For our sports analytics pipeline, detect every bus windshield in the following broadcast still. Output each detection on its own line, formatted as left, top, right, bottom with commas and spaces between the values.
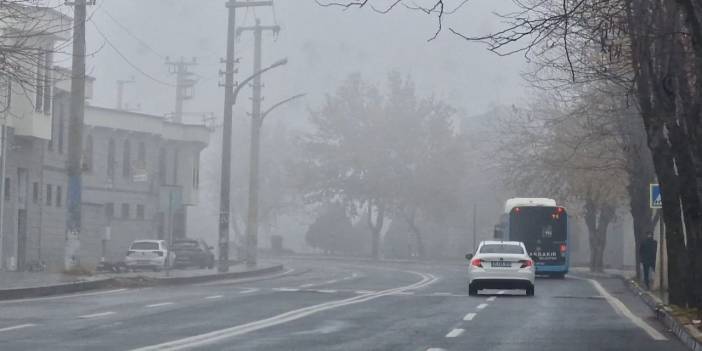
509, 206, 567, 264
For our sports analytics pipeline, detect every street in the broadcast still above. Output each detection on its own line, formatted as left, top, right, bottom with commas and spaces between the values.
0, 258, 685, 351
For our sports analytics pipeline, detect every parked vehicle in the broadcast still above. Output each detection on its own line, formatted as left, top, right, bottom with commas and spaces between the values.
124, 240, 174, 271
173, 238, 215, 269
466, 240, 536, 296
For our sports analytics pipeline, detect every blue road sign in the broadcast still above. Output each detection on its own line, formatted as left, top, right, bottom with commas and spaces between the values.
650, 184, 662, 208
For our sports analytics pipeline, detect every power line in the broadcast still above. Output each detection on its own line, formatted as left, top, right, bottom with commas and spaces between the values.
100, 7, 167, 59
89, 20, 176, 87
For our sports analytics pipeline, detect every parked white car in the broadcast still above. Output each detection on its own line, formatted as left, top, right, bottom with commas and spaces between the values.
124, 240, 174, 271
466, 240, 536, 296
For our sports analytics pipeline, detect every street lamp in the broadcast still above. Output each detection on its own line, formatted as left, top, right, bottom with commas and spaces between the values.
218, 57, 287, 272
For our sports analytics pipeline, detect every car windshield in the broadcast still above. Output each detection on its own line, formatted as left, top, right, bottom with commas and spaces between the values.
173, 241, 198, 249
480, 244, 524, 254
130, 242, 159, 250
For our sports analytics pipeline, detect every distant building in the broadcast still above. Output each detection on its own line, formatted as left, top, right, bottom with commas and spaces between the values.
0, 7, 209, 270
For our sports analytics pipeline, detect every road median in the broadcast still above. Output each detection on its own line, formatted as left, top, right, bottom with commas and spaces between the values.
0, 264, 284, 301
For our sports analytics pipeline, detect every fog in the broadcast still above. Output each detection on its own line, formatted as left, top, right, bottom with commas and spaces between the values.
81, 0, 528, 258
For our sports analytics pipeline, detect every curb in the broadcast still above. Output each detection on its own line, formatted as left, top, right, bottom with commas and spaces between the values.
0, 264, 284, 301
0, 278, 117, 300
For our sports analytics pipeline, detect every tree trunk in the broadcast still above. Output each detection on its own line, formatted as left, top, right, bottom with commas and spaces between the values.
404, 208, 426, 259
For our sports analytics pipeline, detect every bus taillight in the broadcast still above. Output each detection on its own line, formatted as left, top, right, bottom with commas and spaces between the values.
560, 244, 567, 253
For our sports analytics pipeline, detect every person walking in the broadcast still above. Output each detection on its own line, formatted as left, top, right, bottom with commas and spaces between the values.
639, 232, 657, 289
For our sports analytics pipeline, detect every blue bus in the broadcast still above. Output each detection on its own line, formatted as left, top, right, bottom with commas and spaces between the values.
494, 198, 569, 278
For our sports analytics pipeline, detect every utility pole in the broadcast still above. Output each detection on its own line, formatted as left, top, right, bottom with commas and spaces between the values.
238, 19, 280, 267
165, 57, 197, 123
65, 0, 93, 270
472, 204, 477, 252
116, 77, 134, 110
0, 77, 9, 270
218, 0, 272, 273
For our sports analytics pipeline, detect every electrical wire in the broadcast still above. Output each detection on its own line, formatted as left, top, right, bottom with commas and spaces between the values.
89, 20, 176, 87
100, 7, 167, 59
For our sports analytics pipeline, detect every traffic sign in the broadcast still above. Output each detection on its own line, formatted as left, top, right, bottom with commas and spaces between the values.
650, 184, 662, 208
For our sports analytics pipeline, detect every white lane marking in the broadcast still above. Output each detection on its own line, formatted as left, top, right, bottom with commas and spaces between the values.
146, 302, 174, 308
463, 313, 477, 321
205, 295, 223, 300
355, 290, 375, 294
299, 283, 315, 288
78, 311, 116, 319
486, 296, 496, 302
239, 288, 259, 294
445, 328, 465, 338
325, 280, 338, 284
498, 290, 505, 295
0, 288, 130, 304
272, 288, 299, 292
0, 324, 36, 332
389, 291, 414, 295
427, 348, 447, 351
316, 289, 337, 294
477, 303, 488, 310
584, 278, 667, 341
129, 271, 437, 351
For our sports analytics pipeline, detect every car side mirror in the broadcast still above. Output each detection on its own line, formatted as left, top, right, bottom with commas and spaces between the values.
465, 253, 473, 260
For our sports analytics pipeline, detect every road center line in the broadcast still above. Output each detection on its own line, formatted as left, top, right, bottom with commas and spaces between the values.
463, 313, 477, 321
445, 328, 465, 338
477, 303, 488, 310
146, 302, 174, 308
0, 324, 36, 332
239, 288, 259, 294
78, 311, 116, 319
205, 295, 223, 300
582, 277, 667, 341
486, 296, 496, 302
130, 271, 437, 351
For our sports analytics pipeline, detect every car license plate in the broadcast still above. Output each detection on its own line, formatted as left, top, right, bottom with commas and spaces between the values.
491, 261, 511, 268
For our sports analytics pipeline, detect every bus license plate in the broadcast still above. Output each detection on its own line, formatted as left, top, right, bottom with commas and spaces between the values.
491, 261, 511, 268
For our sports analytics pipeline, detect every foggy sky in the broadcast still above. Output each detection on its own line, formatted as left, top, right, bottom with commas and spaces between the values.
82, 0, 527, 124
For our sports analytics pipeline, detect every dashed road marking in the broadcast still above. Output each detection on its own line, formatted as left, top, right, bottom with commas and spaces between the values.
427, 348, 447, 351
486, 296, 496, 302
205, 295, 223, 300
316, 289, 337, 294
445, 328, 465, 338
463, 313, 477, 321
355, 290, 375, 294
325, 280, 338, 284
0, 324, 36, 332
272, 288, 299, 292
239, 288, 259, 294
477, 303, 488, 310
79, 311, 116, 319
146, 302, 174, 308
299, 283, 315, 288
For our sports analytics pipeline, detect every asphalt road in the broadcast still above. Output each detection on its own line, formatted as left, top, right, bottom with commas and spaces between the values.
0, 257, 687, 351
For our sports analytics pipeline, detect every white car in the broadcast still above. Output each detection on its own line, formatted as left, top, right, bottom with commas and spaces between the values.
466, 240, 535, 296
124, 240, 174, 271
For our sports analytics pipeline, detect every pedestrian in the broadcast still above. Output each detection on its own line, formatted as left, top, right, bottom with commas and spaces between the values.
639, 232, 657, 289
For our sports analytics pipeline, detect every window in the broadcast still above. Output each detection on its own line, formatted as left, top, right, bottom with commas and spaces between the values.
172, 149, 179, 184
123, 139, 131, 178
105, 203, 114, 219
136, 204, 145, 220
32, 182, 39, 204
479, 244, 525, 254
84, 135, 93, 172
130, 241, 159, 250
121, 203, 129, 219
56, 186, 62, 207
107, 138, 116, 179
45, 184, 52, 206
4, 177, 9, 201
58, 109, 64, 153
193, 151, 200, 189
159, 148, 167, 184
